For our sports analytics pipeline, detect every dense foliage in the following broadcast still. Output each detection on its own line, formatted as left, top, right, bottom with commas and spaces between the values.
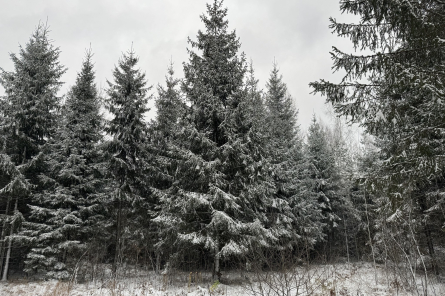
0, 0, 443, 282
311, 0, 445, 274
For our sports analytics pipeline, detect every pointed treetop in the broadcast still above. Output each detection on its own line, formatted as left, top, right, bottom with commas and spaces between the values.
184, 0, 245, 108
246, 60, 260, 91
266, 62, 287, 100
71, 48, 96, 97
265, 61, 297, 137
201, 0, 228, 34
107, 48, 148, 103
14, 22, 66, 82
106, 47, 151, 145
308, 114, 321, 134
155, 59, 183, 134
0, 21, 66, 151
64, 48, 102, 145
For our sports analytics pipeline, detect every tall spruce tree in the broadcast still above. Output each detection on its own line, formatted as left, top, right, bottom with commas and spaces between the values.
350, 133, 379, 261
310, 0, 445, 272
155, 0, 278, 280
105, 49, 153, 275
150, 62, 186, 273
323, 118, 359, 260
244, 62, 266, 134
154, 62, 184, 140
265, 64, 323, 250
0, 23, 65, 280
23, 50, 105, 278
304, 116, 343, 257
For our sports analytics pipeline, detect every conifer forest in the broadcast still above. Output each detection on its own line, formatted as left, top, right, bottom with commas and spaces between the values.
0, 1, 445, 295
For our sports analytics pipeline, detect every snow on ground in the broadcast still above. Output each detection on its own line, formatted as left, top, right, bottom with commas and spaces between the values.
0, 262, 444, 295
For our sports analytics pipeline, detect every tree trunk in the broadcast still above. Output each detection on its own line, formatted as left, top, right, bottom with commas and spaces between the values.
418, 194, 439, 275
113, 197, 122, 277
0, 196, 11, 276
343, 214, 349, 263
213, 236, 221, 282
2, 197, 18, 281
156, 251, 161, 274
2, 147, 27, 281
364, 189, 377, 284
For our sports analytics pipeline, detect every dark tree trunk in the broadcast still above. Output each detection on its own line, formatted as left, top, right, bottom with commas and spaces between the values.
418, 194, 440, 275
113, 198, 122, 276
0, 196, 11, 276
2, 197, 18, 281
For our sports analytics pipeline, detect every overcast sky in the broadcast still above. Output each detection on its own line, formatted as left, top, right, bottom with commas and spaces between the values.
0, 0, 358, 132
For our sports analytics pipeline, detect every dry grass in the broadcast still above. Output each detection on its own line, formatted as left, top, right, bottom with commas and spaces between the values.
0, 263, 444, 295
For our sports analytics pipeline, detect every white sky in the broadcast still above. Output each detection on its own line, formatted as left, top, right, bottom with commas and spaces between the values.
0, 0, 359, 132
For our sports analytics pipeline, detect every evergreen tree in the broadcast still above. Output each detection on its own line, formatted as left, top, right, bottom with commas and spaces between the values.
155, 0, 278, 279
310, 0, 445, 272
350, 134, 380, 261
0, 24, 65, 164
0, 154, 29, 280
244, 61, 266, 134
304, 116, 343, 257
150, 62, 186, 273
264, 63, 323, 250
323, 118, 360, 260
105, 49, 153, 275
0, 23, 65, 280
23, 50, 105, 278
154, 62, 185, 140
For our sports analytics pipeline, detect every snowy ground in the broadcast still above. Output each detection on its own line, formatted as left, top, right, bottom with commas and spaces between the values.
1, 262, 444, 295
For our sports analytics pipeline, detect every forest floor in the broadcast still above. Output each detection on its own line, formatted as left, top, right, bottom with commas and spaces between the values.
0, 262, 444, 295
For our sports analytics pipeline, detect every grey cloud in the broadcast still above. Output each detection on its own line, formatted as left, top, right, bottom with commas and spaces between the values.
0, 0, 355, 131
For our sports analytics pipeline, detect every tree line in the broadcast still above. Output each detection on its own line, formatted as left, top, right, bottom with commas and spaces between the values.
311, 0, 445, 277
0, 0, 443, 282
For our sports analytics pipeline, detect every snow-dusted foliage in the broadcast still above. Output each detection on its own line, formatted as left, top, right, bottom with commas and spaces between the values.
23, 50, 105, 279
105, 49, 154, 274
0, 154, 29, 280
149, 62, 186, 271
304, 118, 343, 245
0, 24, 65, 161
154, 62, 185, 140
154, 0, 282, 279
310, 0, 445, 189
310, 0, 445, 273
4, 0, 445, 282
0, 23, 66, 280
264, 64, 323, 248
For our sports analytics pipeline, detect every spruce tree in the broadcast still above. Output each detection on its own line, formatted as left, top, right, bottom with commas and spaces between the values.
0, 24, 65, 164
304, 116, 342, 257
23, 50, 105, 278
265, 64, 323, 250
323, 118, 359, 260
105, 49, 153, 275
154, 62, 185, 140
350, 133, 379, 261
150, 62, 186, 273
155, 0, 278, 279
0, 23, 65, 280
310, 0, 445, 271
244, 62, 266, 134
0, 154, 29, 280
